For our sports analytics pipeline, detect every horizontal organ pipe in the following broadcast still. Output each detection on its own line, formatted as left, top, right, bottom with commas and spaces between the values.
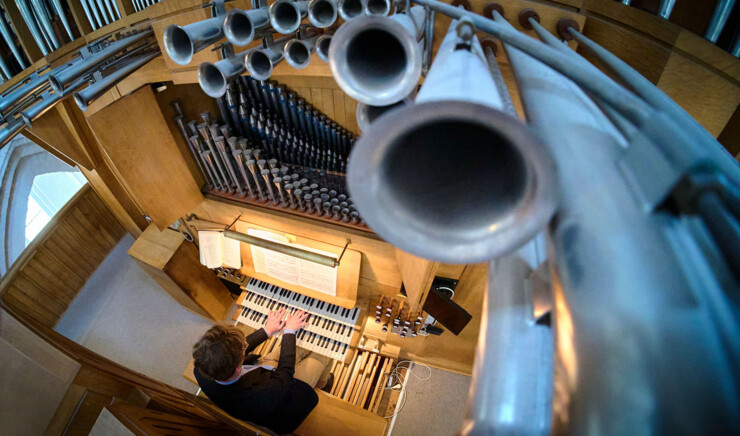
497, 12, 740, 433
163, 17, 223, 65
48, 30, 152, 92
346, 18, 557, 263
329, 6, 425, 105
74, 50, 161, 110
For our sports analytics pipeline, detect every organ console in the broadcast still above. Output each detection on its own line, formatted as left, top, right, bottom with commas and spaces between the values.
236, 277, 360, 361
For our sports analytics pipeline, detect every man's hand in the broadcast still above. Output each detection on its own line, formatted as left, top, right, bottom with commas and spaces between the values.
264, 308, 287, 336
285, 310, 309, 331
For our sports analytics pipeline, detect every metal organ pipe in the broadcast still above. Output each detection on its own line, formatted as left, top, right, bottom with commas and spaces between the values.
307, 0, 338, 28
48, 30, 152, 92
269, 0, 308, 34
14, 0, 50, 55
74, 50, 161, 111
363, 0, 390, 16
198, 50, 253, 98
163, 17, 224, 65
245, 36, 295, 80
494, 12, 740, 433
315, 34, 332, 62
30, 0, 60, 49
223, 8, 270, 46
338, 0, 364, 21
346, 17, 557, 263
285, 36, 320, 69
329, 6, 426, 105
50, 0, 74, 39
0, 10, 28, 68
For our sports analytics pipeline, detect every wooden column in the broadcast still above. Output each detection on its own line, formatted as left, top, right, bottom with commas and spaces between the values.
395, 249, 439, 313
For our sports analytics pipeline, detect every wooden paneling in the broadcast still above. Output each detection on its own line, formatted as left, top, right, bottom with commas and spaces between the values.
395, 249, 439, 314
657, 51, 740, 137
579, 15, 672, 84
107, 404, 239, 435
0, 185, 126, 328
87, 86, 204, 229
128, 224, 233, 320
582, 0, 680, 45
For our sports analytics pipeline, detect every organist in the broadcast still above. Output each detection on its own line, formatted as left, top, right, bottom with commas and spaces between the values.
192, 308, 333, 434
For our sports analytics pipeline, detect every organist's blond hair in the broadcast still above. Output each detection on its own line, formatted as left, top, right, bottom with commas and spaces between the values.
193, 324, 246, 381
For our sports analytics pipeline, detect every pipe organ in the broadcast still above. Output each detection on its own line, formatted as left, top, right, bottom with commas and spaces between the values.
1, 0, 739, 434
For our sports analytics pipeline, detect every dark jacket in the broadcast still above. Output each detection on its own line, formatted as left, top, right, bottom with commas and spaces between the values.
194, 329, 319, 434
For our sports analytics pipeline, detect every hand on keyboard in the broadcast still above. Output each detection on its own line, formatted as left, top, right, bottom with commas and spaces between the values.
264, 308, 287, 336
285, 310, 309, 331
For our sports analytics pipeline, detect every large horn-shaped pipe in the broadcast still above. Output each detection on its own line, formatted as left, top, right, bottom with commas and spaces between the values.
0, 13, 27, 68
0, 68, 57, 115
269, 0, 308, 34
308, 0, 337, 28
284, 35, 319, 69
198, 49, 254, 98
346, 18, 557, 263
364, 0, 390, 16
223, 8, 269, 46
14, 0, 50, 55
245, 36, 294, 80
329, 6, 425, 105
163, 17, 223, 65
49, 30, 152, 92
338, 0, 363, 21
315, 33, 332, 62
74, 50, 160, 111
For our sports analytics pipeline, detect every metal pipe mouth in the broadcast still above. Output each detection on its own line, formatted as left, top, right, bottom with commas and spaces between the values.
246, 50, 274, 80
308, 0, 337, 27
316, 35, 332, 62
73, 92, 88, 111
224, 9, 255, 46
364, 0, 390, 16
270, 0, 301, 34
348, 101, 557, 263
338, 0, 364, 20
198, 61, 228, 98
285, 40, 312, 69
329, 15, 421, 105
48, 75, 64, 93
163, 24, 194, 65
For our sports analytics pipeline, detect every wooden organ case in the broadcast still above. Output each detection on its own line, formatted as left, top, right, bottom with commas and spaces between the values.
111, 78, 484, 433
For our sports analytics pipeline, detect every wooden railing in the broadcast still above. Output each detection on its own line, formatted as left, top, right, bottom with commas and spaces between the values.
0, 184, 125, 328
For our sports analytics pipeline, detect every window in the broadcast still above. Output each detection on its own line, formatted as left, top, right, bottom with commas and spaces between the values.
0, 135, 87, 275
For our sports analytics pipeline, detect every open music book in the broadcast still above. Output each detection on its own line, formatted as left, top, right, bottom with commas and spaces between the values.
198, 231, 242, 269
247, 228, 338, 297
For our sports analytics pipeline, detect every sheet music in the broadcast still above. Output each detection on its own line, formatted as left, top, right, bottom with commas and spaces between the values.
222, 235, 242, 269
198, 231, 223, 269
248, 229, 290, 275
247, 228, 338, 296
295, 244, 337, 296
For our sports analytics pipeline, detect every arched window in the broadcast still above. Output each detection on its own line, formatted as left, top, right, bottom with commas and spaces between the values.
0, 135, 87, 276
